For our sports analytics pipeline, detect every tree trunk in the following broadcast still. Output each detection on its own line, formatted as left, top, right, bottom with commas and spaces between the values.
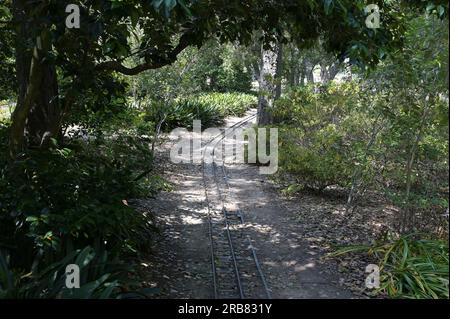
328, 61, 341, 82
274, 42, 283, 99
288, 46, 300, 88
257, 44, 277, 125
9, 42, 42, 157
320, 62, 329, 84
26, 62, 61, 147
297, 68, 304, 86
9, 1, 61, 157
320, 61, 341, 84
288, 49, 296, 87
306, 60, 315, 84
401, 96, 432, 232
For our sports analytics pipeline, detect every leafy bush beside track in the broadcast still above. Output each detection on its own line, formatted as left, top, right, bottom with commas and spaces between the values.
329, 234, 449, 299
0, 125, 162, 298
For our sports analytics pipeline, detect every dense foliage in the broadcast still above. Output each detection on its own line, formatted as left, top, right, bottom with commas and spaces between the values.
263, 13, 448, 299
271, 15, 448, 235
273, 82, 364, 190
0, 124, 163, 297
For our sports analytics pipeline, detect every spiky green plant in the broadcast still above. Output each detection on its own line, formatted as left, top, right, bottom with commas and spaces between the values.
329, 234, 449, 299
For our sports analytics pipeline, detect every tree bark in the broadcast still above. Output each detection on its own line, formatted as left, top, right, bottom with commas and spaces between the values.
328, 61, 341, 82
257, 44, 277, 125
297, 65, 304, 86
9, 1, 61, 157
320, 60, 341, 84
26, 61, 61, 147
9, 42, 43, 157
305, 59, 315, 84
320, 62, 329, 84
287, 46, 299, 87
274, 42, 283, 100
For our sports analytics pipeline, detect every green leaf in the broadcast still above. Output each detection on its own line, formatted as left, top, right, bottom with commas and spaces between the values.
25, 216, 39, 223
0, 5, 10, 16
75, 246, 95, 268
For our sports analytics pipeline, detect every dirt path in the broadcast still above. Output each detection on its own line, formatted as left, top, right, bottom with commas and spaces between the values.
140, 111, 354, 299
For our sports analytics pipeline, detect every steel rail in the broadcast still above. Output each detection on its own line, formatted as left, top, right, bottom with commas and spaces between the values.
202, 113, 256, 299
219, 160, 272, 299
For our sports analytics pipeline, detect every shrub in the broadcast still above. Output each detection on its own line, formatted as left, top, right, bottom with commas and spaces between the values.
271, 82, 366, 190
271, 82, 358, 127
272, 81, 448, 235
165, 99, 225, 130
329, 234, 449, 299
0, 126, 157, 287
144, 92, 257, 131
197, 92, 257, 117
0, 246, 128, 299
277, 125, 356, 190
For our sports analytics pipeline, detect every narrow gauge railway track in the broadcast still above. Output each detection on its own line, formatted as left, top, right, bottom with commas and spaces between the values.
201, 113, 272, 299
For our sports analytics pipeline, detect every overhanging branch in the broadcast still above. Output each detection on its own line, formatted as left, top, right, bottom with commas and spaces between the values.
95, 34, 191, 75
